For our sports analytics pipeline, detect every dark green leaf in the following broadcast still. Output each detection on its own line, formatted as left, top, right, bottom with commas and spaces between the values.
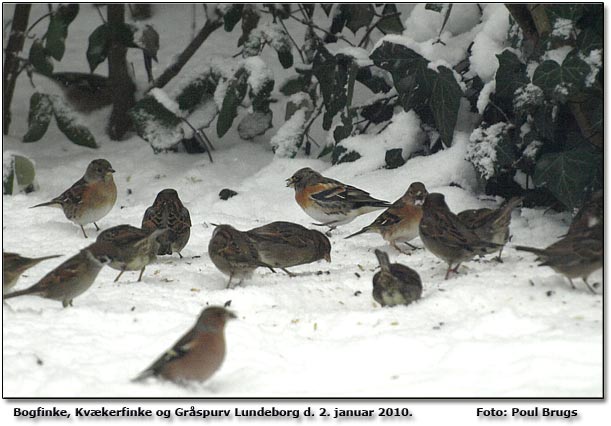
370, 41, 428, 80
532, 60, 562, 94
533, 52, 590, 97
52, 99, 98, 148
534, 146, 602, 209
577, 28, 602, 54
217, 69, 249, 137
361, 101, 394, 124
223, 5, 243, 32
425, 4, 444, 12
279, 74, 312, 96
238, 6, 260, 46
532, 104, 556, 142
44, 4, 79, 60
313, 46, 347, 130
561, 51, 590, 87
495, 50, 528, 100
277, 47, 294, 69
321, 4, 333, 17
129, 96, 183, 151
546, 4, 583, 23
376, 4, 404, 34
86, 24, 110, 72
318, 144, 334, 158
356, 67, 391, 94
29, 39, 53, 76
114, 22, 138, 48
343, 4, 374, 34
23, 93, 53, 142
175, 73, 218, 112
13, 155, 36, 189
330, 7, 347, 34
302, 4, 315, 18
429, 66, 462, 147
385, 148, 405, 169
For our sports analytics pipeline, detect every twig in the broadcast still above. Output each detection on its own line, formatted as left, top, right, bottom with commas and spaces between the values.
152, 17, 223, 89
181, 118, 214, 162
278, 15, 305, 63
25, 12, 52, 37
358, 12, 402, 48
94, 5, 106, 24
303, 102, 324, 136
288, 13, 355, 47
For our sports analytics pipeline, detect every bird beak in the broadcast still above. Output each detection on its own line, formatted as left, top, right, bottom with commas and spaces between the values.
226, 310, 237, 320
107, 168, 116, 174
286, 177, 295, 188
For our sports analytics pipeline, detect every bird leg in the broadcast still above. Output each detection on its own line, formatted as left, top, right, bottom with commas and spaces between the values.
404, 242, 420, 250
582, 278, 596, 294
93, 222, 100, 231
568, 278, 577, 290
444, 265, 453, 280
226, 274, 234, 289
178, 252, 183, 259
137, 267, 146, 282
282, 268, 296, 278
495, 246, 505, 263
114, 268, 126, 282
80, 225, 88, 238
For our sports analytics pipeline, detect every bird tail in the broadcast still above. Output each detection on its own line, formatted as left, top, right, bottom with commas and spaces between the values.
374, 249, 392, 272
30, 200, 61, 209
514, 245, 545, 256
3, 288, 36, 300
344, 226, 372, 239
500, 196, 523, 217
35, 254, 62, 263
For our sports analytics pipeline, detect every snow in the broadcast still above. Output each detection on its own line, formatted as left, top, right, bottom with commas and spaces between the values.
551, 18, 574, 40
476, 80, 495, 114
465, 122, 510, 180
270, 109, 307, 158
542, 45, 573, 64
243, 57, 273, 96
581, 49, 602, 87
1, 4, 602, 401
150, 88, 182, 117
469, 5, 510, 82
513, 83, 544, 110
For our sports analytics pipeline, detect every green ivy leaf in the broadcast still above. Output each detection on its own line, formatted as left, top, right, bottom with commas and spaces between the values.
279, 74, 312, 96
495, 50, 528, 100
313, 46, 347, 130
86, 24, 110, 72
385, 148, 405, 169
23, 92, 53, 142
534, 146, 602, 209
577, 28, 602, 54
546, 4, 583, 23
343, 4, 374, 34
277, 47, 293, 69
237, 6, 260, 46
223, 4, 244, 32
533, 51, 590, 97
44, 4, 79, 61
429, 66, 462, 147
129, 96, 183, 152
356, 67, 391, 93
29, 39, 53, 76
376, 4, 404, 34
53, 101, 98, 148
217, 68, 249, 137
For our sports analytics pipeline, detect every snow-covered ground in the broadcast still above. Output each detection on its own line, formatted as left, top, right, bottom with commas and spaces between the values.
2, 4, 602, 398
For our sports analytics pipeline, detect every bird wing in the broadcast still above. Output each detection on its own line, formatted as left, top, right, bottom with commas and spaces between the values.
133, 328, 198, 381
310, 183, 388, 207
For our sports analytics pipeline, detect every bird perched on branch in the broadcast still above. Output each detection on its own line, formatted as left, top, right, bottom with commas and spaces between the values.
457, 196, 522, 261
246, 221, 331, 276
3, 252, 62, 294
3, 243, 111, 307
133, 306, 236, 384
419, 193, 502, 279
96, 225, 168, 282
286, 168, 390, 230
208, 224, 274, 288
346, 182, 428, 252
373, 249, 422, 307
515, 224, 602, 293
142, 189, 191, 258
30, 159, 117, 238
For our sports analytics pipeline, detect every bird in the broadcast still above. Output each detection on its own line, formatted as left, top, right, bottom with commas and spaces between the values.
132, 306, 236, 384
345, 182, 428, 252
208, 224, 274, 288
3, 252, 62, 294
286, 167, 390, 230
246, 221, 331, 276
141, 189, 191, 258
567, 190, 603, 236
96, 225, 168, 282
3, 243, 111, 307
419, 193, 502, 279
457, 196, 522, 261
373, 249, 422, 307
515, 223, 602, 293
30, 159, 117, 238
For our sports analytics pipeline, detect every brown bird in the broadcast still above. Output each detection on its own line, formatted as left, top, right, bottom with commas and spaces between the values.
345, 182, 428, 252
246, 221, 331, 276
208, 224, 274, 288
30, 159, 117, 238
373, 249, 422, 307
96, 225, 167, 282
286, 167, 390, 229
3, 243, 111, 307
419, 193, 502, 279
3, 252, 62, 294
142, 189, 191, 258
457, 196, 522, 261
132, 306, 236, 384
567, 190, 603, 235
515, 223, 602, 293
